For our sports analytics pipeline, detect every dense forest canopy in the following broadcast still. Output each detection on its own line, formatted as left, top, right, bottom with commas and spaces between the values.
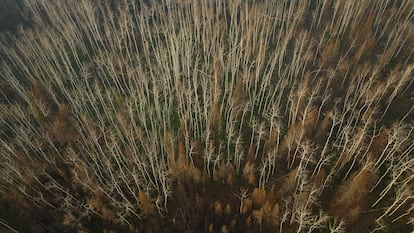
0, 0, 413, 232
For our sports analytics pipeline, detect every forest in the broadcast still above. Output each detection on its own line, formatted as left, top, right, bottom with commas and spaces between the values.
0, 0, 413, 232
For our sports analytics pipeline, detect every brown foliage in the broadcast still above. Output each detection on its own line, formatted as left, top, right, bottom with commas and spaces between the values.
137, 192, 155, 216
280, 123, 301, 154
367, 130, 388, 160
354, 36, 376, 63
264, 128, 279, 153
403, 29, 414, 52
192, 139, 204, 170
242, 162, 256, 185
246, 143, 257, 163
277, 167, 299, 197
213, 201, 223, 216
177, 135, 186, 164
232, 77, 245, 113
311, 169, 326, 189
214, 165, 236, 186
264, 189, 277, 206
221, 225, 229, 233
210, 101, 222, 137
85, 190, 116, 222
302, 108, 319, 136
171, 160, 202, 184
315, 112, 332, 139
352, 13, 374, 46
19, 168, 35, 185
51, 105, 78, 144
296, 72, 311, 115
230, 219, 236, 228
31, 81, 58, 112
224, 203, 232, 215
123, 147, 135, 167
330, 167, 378, 223
242, 198, 253, 214
321, 40, 340, 66
252, 201, 280, 227
252, 188, 266, 207
169, 133, 202, 183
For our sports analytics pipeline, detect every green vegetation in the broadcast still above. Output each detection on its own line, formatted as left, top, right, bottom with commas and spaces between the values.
0, 0, 413, 232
